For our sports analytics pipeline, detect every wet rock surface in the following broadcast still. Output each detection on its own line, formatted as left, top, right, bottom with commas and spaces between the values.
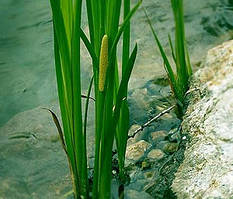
0, 102, 95, 199
126, 140, 152, 162
124, 101, 182, 198
172, 40, 233, 199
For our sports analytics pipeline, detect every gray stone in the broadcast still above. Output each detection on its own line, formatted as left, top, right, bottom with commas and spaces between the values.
172, 40, 233, 199
147, 149, 165, 160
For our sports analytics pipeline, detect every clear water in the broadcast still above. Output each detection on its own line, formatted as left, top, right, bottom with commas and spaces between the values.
0, 0, 232, 198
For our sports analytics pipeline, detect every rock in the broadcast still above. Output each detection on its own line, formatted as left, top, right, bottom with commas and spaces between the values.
141, 161, 151, 170
125, 189, 153, 199
126, 140, 152, 162
144, 171, 155, 179
0, 102, 95, 199
130, 88, 149, 111
127, 137, 137, 146
147, 149, 165, 160
127, 124, 146, 143
160, 86, 172, 98
168, 128, 181, 142
128, 124, 141, 137
172, 40, 233, 199
150, 130, 167, 142
162, 143, 179, 153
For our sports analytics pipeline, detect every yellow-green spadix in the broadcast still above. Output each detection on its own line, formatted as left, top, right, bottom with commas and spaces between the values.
98, 35, 108, 92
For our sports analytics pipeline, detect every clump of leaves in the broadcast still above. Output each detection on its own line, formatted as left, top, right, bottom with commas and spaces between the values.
49, 0, 141, 198
144, 0, 192, 109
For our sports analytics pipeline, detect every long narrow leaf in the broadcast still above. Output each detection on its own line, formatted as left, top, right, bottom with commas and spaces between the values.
143, 8, 177, 92
168, 34, 176, 64
113, 44, 137, 123
110, 0, 142, 54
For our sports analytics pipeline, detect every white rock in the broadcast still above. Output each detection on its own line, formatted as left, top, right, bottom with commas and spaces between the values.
172, 40, 233, 199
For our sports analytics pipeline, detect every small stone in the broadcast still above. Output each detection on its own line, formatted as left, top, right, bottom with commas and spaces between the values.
141, 161, 150, 169
128, 124, 141, 137
49, 134, 59, 143
163, 142, 179, 153
156, 105, 164, 111
126, 140, 151, 162
147, 149, 165, 160
160, 86, 172, 98
144, 171, 154, 179
150, 130, 167, 142
182, 136, 187, 140
163, 113, 173, 119
127, 137, 137, 146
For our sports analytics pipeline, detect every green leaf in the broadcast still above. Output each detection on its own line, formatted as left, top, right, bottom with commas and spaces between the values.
168, 34, 176, 64
143, 8, 177, 94
113, 44, 137, 123
116, 100, 129, 179
110, 0, 142, 54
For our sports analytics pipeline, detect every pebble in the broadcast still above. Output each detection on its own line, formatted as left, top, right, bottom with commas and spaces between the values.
150, 130, 167, 142
49, 134, 60, 143
128, 124, 141, 137
144, 171, 154, 179
147, 149, 165, 160
126, 140, 151, 162
128, 124, 144, 141
127, 137, 137, 146
162, 142, 179, 153
141, 161, 151, 170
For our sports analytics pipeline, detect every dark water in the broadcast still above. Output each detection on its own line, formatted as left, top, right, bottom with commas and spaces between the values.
0, 0, 232, 198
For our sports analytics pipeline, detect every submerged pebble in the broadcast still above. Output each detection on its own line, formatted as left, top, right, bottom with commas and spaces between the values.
162, 142, 179, 154
150, 130, 167, 142
147, 149, 165, 160
126, 140, 152, 162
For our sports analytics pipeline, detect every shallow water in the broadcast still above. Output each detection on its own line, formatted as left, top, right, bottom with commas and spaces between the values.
0, 0, 232, 127
0, 0, 232, 198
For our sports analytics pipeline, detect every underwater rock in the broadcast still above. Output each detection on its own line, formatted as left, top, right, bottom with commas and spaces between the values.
128, 124, 141, 137
162, 142, 179, 154
147, 149, 165, 160
144, 171, 155, 179
126, 140, 152, 162
150, 130, 167, 142
0, 102, 95, 198
172, 40, 233, 199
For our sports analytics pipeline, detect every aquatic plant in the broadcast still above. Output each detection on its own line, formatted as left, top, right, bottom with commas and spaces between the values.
144, 0, 192, 108
49, 0, 141, 198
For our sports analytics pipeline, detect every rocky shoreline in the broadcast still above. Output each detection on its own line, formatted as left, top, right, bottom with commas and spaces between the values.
172, 40, 233, 198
